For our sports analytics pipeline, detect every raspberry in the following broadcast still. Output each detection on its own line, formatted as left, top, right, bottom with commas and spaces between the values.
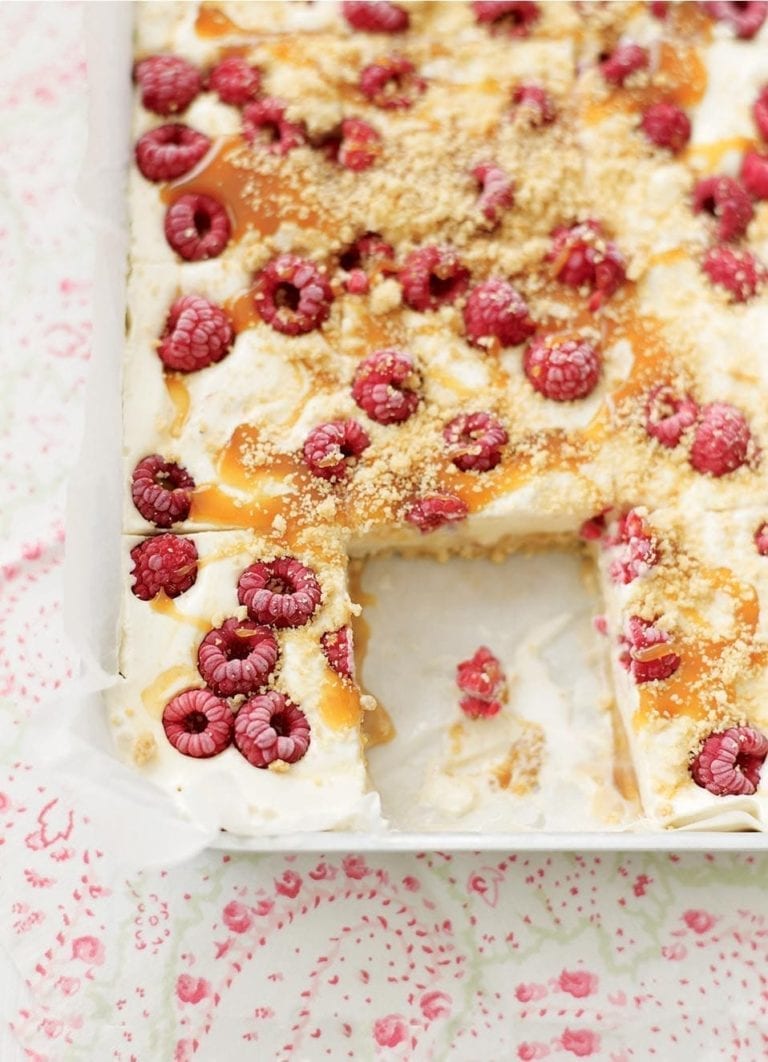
342, 0, 410, 32
444, 412, 508, 472
234, 691, 311, 768
242, 98, 306, 154
340, 233, 395, 293
135, 124, 210, 182
197, 618, 279, 698
336, 117, 382, 171
134, 55, 202, 116
405, 493, 468, 534
607, 509, 659, 585
131, 455, 195, 528
463, 278, 534, 348
130, 534, 198, 601
547, 221, 626, 308
472, 162, 515, 225
164, 193, 231, 261
351, 349, 420, 424
702, 245, 763, 302
600, 43, 650, 85
524, 334, 601, 402
619, 616, 680, 684
689, 401, 752, 477
456, 646, 507, 716
322, 627, 355, 679
400, 246, 470, 311
472, 1, 540, 36
359, 55, 426, 109
303, 419, 371, 480
701, 1, 768, 38
755, 522, 768, 554
207, 56, 261, 106
640, 102, 691, 153
644, 385, 699, 448
253, 254, 333, 335
579, 511, 607, 541
754, 86, 768, 140
741, 150, 768, 199
157, 294, 234, 373
692, 175, 753, 242
162, 688, 233, 758
691, 725, 768, 796
649, 0, 669, 16
237, 557, 322, 628
511, 84, 556, 125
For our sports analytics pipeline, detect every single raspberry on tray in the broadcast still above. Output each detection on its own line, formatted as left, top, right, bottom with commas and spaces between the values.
644, 385, 699, 449
135, 124, 210, 182
691, 725, 768, 796
619, 616, 680, 684
322, 627, 356, 680
207, 56, 261, 106
607, 509, 659, 585
359, 55, 426, 109
342, 0, 410, 32
456, 646, 508, 719
164, 193, 231, 261
511, 83, 556, 125
303, 419, 371, 480
443, 412, 508, 472
547, 220, 626, 308
741, 150, 768, 200
237, 557, 322, 628
463, 278, 534, 348
400, 246, 470, 311
692, 175, 753, 242
689, 401, 753, 477
253, 254, 334, 335
351, 349, 421, 424
336, 117, 382, 171
242, 97, 307, 154
702, 245, 763, 302
471, 162, 515, 225
134, 55, 202, 116
197, 618, 279, 698
130, 534, 198, 600
157, 294, 234, 373
131, 454, 195, 528
162, 688, 233, 758
523, 334, 601, 401
405, 493, 468, 533
640, 102, 691, 152
600, 43, 649, 85
234, 691, 311, 768
472, 1, 540, 37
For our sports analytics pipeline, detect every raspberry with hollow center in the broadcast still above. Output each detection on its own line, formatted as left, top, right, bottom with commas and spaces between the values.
600, 42, 650, 85
400, 245, 470, 311
472, 1, 540, 36
134, 55, 202, 116
322, 627, 356, 680
619, 616, 680, 684
701, 0, 767, 38
511, 83, 556, 125
253, 254, 333, 335
359, 55, 426, 109
691, 725, 768, 796
524, 334, 601, 402
130, 534, 198, 600
242, 98, 307, 154
162, 688, 233, 758
607, 509, 659, 585
741, 150, 768, 200
692, 176, 753, 243
207, 56, 261, 106
754, 86, 768, 140
157, 294, 234, 373
237, 557, 322, 628
303, 419, 371, 480
342, 0, 410, 31
234, 691, 311, 768
690, 401, 752, 477
164, 193, 231, 261
640, 102, 691, 152
472, 161, 515, 225
340, 232, 395, 293
755, 522, 768, 554
197, 617, 279, 698
644, 385, 699, 448
405, 493, 468, 534
351, 349, 420, 424
548, 220, 626, 309
463, 278, 534, 348
135, 124, 210, 182
444, 412, 508, 472
702, 245, 763, 302
131, 454, 195, 528
336, 117, 382, 171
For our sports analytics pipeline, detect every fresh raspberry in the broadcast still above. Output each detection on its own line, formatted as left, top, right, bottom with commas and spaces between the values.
463, 278, 534, 348
405, 493, 468, 533
702, 245, 763, 302
691, 725, 768, 796
207, 56, 261, 106
600, 42, 650, 85
157, 294, 234, 373
607, 509, 659, 585
400, 245, 470, 311
524, 334, 601, 402
579, 511, 607, 541
134, 55, 202, 116
692, 176, 753, 242
135, 124, 210, 182
640, 102, 691, 153
472, 162, 515, 225
701, 1, 768, 38
234, 691, 311, 768
322, 627, 356, 679
164, 193, 231, 261
253, 254, 333, 335
649, 0, 669, 15
336, 117, 382, 171
644, 385, 699, 448
351, 349, 420, 424
242, 98, 307, 154
340, 233, 395, 293
456, 645, 507, 718
444, 412, 508, 472
197, 618, 279, 698
131, 455, 195, 528
755, 522, 768, 554
741, 150, 768, 199
342, 0, 410, 32
359, 55, 426, 109
162, 688, 233, 758
511, 83, 556, 125
130, 534, 198, 600
753, 86, 768, 140
472, 1, 540, 36
619, 616, 680, 684
237, 557, 322, 628
303, 419, 371, 480
547, 220, 626, 309
689, 401, 752, 477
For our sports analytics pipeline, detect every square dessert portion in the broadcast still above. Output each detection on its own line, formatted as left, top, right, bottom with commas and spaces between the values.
115, 0, 768, 835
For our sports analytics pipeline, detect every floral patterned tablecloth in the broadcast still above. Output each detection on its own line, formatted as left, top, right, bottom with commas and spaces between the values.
2, 5, 768, 1060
